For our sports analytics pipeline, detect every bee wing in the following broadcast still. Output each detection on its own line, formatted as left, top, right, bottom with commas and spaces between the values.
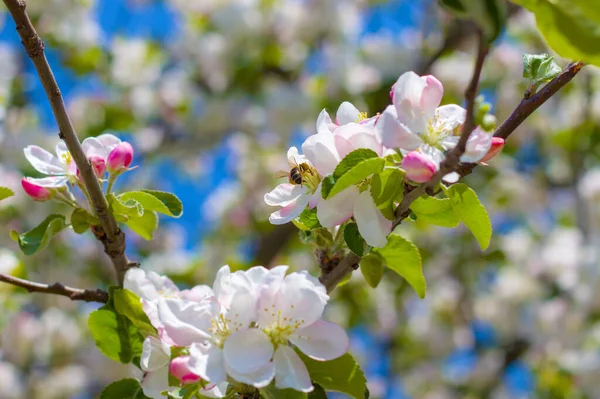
274, 170, 289, 179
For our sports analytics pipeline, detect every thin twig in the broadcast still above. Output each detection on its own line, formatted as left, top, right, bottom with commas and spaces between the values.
2, 0, 132, 284
0, 273, 108, 303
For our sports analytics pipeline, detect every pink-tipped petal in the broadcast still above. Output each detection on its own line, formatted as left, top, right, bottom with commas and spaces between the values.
479, 137, 505, 163
21, 177, 53, 201
401, 151, 437, 183
420, 75, 444, 121
170, 356, 202, 385
106, 142, 134, 173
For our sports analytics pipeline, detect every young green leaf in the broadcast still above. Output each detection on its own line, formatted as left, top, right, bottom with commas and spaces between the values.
344, 223, 365, 257
297, 351, 368, 399
70, 208, 98, 234
0, 187, 14, 202
308, 385, 328, 399
360, 253, 384, 288
320, 175, 336, 199
108, 194, 144, 218
522, 53, 562, 93
11, 214, 67, 255
409, 196, 460, 228
370, 169, 404, 220
512, 0, 600, 67
113, 288, 157, 336
294, 208, 322, 231
374, 234, 426, 298
327, 157, 384, 199
120, 190, 183, 218
260, 385, 308, 399
100, 378, 150, 399
445, 183, 492, 250
125, 211, 159, 240
332, 148, 379, 178
88, 306, 144, 363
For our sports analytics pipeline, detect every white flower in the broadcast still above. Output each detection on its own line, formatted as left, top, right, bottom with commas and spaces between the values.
255, 268, 350, 392
377, 71, 492, 171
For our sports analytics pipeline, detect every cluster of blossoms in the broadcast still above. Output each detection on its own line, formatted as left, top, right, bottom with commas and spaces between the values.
265, 71, 504, 248
124, 265, 349, 398
21, 133, 134, 202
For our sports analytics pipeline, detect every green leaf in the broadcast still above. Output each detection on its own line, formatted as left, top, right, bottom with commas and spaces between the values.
100, 379, 150, 399
439, 0, 507, 42
344, 223, 365, 257
327, 158, 384, 199
370, 169, 404, 220
113, 288, 157, 336
0, 187, 14, 202
124, 211, 159, 240
294, 208, 322, 231
375, 234, 426, 298
108, 194, 144, 218
260, 385, 307, 399
11, 214, 67, 255
360, 253, 384, 288
308, 385, 328, 399
320, 175, 336, 199
409, 196, 460, 228
297, 352, 368, 399
88, 306, 144, 363
120, 190, 183, 218
522, 53, 562, 93
70, 208, 98, 234
332, 149, 379, 178
445, 183, 492, 250
512, 0, 600, 67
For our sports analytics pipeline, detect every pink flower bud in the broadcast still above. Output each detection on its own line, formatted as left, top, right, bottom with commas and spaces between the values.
106, 142, 133, 173
77, 156, 106, 180
169, 356, 201, 385
479, 137, 505, 163
401, 151, 437, 183
21, 178, 52, 201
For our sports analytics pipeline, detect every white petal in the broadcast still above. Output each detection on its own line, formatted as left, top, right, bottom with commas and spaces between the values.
287, 146, 309, 166
245, 266, 270, 286
141, 336, 170, 372
188, 342, 227, 384
141, 365, 169, 399
333, 123, 382, 157
96, 133, 122, 150
273, 346, 313, 392
435, 104, 466, 128
421, 144, 445, 167
461, 127, 492, 163
24, 176, 69, 188
123, 268, 171, 302
316, 186, 359, 228
156, 298, 214, 346
181, 285, 214, 302
376, 106, 423, 150
392, 71, 429, 133
55, 142, 70, 167
309, 182, 321, 209
336, 101, 361, 125
225, 360, 275, 389
302, 133, 340, 176
146, 271, 180, 296
420, 75, 444, 122
315, 109, 335, 134
81, 137, 108, 159
443, 172, 460, 184
353, 191, 392, 248
269, 192, 311, 225
226, 283, 258, 329
223, 329, 274, 374
291, 319, 349, 361
264, 184, 307, 207
200, 382, 228, 398
23, 145, 64, 175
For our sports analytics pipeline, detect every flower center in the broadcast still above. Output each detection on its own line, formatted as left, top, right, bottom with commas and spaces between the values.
208, 313, 231, 348
356, 111, 368, 122
61, 151, 73, 166
262, 308, 304, 348
422, 115, 461, 148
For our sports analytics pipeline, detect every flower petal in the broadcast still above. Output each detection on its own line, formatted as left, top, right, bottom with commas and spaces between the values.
264, 184, 307, 207
302, 133, 340, 176
420, 75, 444, 122
336, 101, 361, 125
316, 109, 335, 134
82, 137, 108, 159
376, 106, 423, 150
392, 71, 429, 133
141, 365, 169, 399
353, 191, 391, 248
181, 285, 214, 302
291, 319, 350, 361
333, 123, 382, 157
123, 268, 178, 302
156, 298, 214, 346
141, 337, 170, 372
287, 146, 309, 166
223, 329, 274, 374
96, 133, 121, 150
225, 360, 275, 389
461, 127, 492, 163
23, 145, 64, 175
435, 104, 466, 129
188, 342, 227, 384
200, 382, 228, 398
268, 192, 311, 225
24, 176, 69, 188
273, 346, 313, 392
316, 186, 359, 228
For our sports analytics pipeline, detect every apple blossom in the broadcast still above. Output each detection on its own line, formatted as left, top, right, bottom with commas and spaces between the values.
21, 177, 53, 201
402, 151, 438, 183
377, 71, 492, 167
479, 137, 505, 163
106, 142, 134, 173
23, 142, 79, 189
169, 356, 201, 385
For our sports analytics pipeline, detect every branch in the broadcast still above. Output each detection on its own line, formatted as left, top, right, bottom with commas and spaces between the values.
2, 0, 132, 284
0, 273, 108, 303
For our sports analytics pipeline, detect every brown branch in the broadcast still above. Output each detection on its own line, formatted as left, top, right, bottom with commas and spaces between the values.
0, 273, 108, 303
2, 0, 132, 284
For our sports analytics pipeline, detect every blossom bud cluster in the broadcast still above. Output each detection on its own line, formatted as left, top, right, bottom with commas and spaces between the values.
265, 71, 505, 247
124, 265, 349, 398
21, 133, 134, 201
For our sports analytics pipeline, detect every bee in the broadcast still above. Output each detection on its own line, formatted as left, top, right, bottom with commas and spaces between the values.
275, 158, 312, 186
